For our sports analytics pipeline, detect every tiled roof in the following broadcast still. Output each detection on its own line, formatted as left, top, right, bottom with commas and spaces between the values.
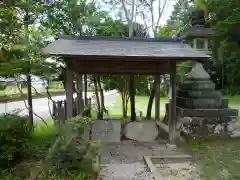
43, 36, 210, 60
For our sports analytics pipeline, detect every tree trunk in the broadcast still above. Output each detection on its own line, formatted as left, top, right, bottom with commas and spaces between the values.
146, 79, 156, 119
27, 73, 33, 125
96, 76, 107, 116
93, 76, 102, 119
121, 93, 127, 118
129, 75, 136, 121
125, 93, 129, 116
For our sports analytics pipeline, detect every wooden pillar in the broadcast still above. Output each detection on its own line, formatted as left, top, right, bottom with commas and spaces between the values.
84, 74, 88, 105
66, 68, 73, 120
76, 74, 83, 115
169, 60, 177, 144
155, 75, 160, 121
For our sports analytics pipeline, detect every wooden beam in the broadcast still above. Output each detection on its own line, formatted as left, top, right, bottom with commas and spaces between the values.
76, 74, 83, 115
155, 75, 160, 121
66, 69, 73, 120
169, 60, 177, 144
68, 60, 169, 74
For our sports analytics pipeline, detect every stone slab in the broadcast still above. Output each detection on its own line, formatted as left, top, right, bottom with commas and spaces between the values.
177, 89, 222, 98
144, 155, 195, 180
179, 80, 215, 90
124, 121, 159, 142
231, 130, 240, 138
176, 96, 228, 109
177, 107, 238, 117
91, 120, 121, 143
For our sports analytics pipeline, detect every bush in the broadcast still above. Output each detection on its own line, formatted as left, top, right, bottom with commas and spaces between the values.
32, 116, 100, 179
0, 82, 6, 91
0, 114, 32, 169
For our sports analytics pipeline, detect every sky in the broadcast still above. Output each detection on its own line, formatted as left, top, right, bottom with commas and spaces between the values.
158, 0, 175, 26
100, 0, 176, 36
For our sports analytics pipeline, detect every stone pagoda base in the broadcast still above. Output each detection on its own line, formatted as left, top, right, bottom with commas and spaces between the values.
163, 62, 238, 139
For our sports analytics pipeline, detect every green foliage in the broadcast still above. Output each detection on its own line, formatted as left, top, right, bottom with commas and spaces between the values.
164, 0, 194, 36
160, 87, 166, 97
41, 0, 105, 36
0, 82, 7, 91
34, 116, 100, 178
0, 114, 33, 169
157, 26, 171, 37
164, 0, 240, 92
223, 86, 240, 96
0, 1, 59, 78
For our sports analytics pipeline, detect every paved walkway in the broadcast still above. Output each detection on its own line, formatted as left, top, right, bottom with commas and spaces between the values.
0, 90, 117, 122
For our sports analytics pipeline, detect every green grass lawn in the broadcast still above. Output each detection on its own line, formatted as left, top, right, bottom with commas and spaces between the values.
105, 94, 240, 119
0, 88, 65, 102
105, 94, 168, 119
180, 137, 240, 180
228, 96, 240, 107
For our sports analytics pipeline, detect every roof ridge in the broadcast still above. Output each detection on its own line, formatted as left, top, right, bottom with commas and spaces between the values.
57, 35, 184, 43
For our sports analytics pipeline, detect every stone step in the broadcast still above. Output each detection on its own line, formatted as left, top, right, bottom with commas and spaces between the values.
179, 80, 215, 90
177, 107, 238, 117
177, 89, 222, 98
176, 96, 228, 109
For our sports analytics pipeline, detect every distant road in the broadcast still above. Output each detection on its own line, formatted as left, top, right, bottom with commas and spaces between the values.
0, 90, 117, 122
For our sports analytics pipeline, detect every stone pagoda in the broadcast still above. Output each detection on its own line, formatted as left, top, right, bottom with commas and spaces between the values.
176, 8, 239, 138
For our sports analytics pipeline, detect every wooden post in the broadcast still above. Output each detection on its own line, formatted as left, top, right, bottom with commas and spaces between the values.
155, 75, 160, 121
76, 74, 83, 115
66, 68, 73, 120
84, 74, 88, 105
169, 61, 177, 144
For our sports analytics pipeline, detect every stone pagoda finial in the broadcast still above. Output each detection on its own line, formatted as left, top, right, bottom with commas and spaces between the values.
190, 8, 206, 27
185, 8, 216, 55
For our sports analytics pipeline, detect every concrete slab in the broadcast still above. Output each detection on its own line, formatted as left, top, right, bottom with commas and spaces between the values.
124, 121, 159, 142
144, 155, 199, 180
91, 120, 121, 143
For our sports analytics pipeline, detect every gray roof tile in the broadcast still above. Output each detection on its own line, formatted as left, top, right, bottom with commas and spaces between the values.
43, 37, 210, 60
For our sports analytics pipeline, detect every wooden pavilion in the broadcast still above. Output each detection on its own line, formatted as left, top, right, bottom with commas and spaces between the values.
43, 36, 210, 144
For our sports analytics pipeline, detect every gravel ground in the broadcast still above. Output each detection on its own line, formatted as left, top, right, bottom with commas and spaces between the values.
158, 163, 201, 180
99, 162, 154, 180
100, 140, 180, 164
99, 140, 181, 180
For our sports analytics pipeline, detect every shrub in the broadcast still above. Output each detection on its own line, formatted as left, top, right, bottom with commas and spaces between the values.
0, 82, 6, 91
32, 116, 100, 178
0, 114, 32, 169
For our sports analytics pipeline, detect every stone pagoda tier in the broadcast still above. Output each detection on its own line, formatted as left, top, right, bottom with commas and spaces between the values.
176, 62, 238, 136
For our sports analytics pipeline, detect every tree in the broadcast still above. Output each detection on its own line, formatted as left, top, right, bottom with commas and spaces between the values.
103, 75, 129, 118
161, 0, 240, 95
195, 0, 240, 92
0, 0, 58, 124
106, 0, 169, 121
